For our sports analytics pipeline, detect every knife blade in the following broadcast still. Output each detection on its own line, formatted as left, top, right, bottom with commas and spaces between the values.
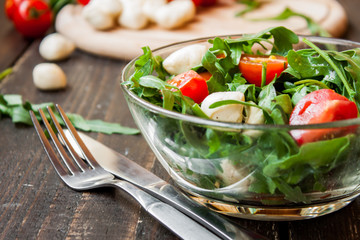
65, 130, 267, 240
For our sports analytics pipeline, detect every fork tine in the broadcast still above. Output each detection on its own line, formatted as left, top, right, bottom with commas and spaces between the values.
55, 104, 100, 168
46, 106, 89, 171
30, 110, 68, 177
37, 108, 81, 175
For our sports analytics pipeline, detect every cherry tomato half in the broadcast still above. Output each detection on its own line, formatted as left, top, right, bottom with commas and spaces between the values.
289, 89, 358, 145
239, 54, 287, 87
167, 70, 209, 104
12, 0, 53, 38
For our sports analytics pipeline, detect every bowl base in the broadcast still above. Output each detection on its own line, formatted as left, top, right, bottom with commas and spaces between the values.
189, 194, 359, 221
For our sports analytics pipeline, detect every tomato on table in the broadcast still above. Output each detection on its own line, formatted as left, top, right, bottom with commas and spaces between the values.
167, 70, 209, 104
289, 89, 358, 145
11, 0, 53, 38
239, 54, 287, 87
5, 0, 24, 19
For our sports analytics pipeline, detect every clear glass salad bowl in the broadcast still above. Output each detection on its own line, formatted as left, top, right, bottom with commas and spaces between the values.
120, 34, 360, 221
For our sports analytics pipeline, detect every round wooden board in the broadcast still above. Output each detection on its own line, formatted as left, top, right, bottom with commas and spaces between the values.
55, 0, 348, 60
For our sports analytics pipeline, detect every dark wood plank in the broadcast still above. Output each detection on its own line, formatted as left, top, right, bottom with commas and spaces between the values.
0, 3, 32, 71
0, 38, 181, 239
338, 0, 360, 42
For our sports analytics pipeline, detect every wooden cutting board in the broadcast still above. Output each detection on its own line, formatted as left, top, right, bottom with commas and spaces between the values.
55, 0, 348, 60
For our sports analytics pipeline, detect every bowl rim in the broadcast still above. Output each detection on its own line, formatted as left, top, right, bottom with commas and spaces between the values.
121, 34, 360, 131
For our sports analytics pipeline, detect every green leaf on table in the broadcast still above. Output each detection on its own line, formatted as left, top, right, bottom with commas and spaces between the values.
66, 113, 140, 135
0, 68, 12, 82
0, 94, 140, 135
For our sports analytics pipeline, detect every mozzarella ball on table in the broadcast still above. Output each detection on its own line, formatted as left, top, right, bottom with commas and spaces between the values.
33, 63, 67, 91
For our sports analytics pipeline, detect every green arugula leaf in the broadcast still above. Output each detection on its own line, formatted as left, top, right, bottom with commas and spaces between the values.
248, 7, 330, 37
303, 39, 356, 101
263, 136, 351, 180
0, 68, 12, 82
235, 0, 261, 17
0, 94, 139, 135
66, 114, 140, 135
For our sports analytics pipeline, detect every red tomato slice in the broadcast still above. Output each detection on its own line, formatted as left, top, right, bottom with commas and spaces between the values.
167, 70, 209, 104
12, 0, 53, 38
289, 89, 358, 145
239, 54, 287, 87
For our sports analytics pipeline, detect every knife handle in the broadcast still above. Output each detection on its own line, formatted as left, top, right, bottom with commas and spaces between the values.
113, 180, 221, 240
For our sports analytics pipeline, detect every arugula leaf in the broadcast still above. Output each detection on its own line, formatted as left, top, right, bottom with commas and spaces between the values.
0, 68, 12, 82
263, 136, 351, 179
247, 7, 330, 37
235, 0, 261, 17
329, 48, 360, 110
0, 94, 139, 135
302, 39, 356, 101
225, 26, 299, 56
66, 114, 140, 135
258, 82, 276, 111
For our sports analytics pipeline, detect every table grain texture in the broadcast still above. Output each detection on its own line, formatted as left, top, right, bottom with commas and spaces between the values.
1, 1, 360, 239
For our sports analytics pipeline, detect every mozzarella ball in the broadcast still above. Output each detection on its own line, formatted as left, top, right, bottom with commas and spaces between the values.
39, 33, 76, 61
163, 44, 208, 75
118, 0, 149, 30
142, 0, 167, 22
82, 6, 115, 30
154, 0, 196, 29
201, 92, 245, 122
33, 63, 67, 90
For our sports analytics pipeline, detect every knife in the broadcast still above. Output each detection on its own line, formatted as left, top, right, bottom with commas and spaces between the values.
65, 130, 267, 240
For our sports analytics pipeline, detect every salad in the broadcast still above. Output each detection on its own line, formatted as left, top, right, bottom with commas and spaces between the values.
123, 26, 360, 204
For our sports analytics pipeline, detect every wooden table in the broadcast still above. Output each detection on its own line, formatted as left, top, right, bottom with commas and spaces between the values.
1, 1, 360, 239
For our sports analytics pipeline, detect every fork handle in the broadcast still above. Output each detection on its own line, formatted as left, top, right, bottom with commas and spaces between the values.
111, 180, 221, 240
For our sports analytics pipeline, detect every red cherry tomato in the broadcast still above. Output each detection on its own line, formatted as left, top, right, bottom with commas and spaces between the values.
289, 89, 358, 145
239, 54, 287, 87
200, 0, 217, 6
192, 0, 202, 6
5, 0, 24, 20
167, 70, 209, 104
77, 0, 90, 5
191, 0, 217, 7
11, 0, 53, 38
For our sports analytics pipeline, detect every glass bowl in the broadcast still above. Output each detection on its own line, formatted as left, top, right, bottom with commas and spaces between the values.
120, 35, 360, 221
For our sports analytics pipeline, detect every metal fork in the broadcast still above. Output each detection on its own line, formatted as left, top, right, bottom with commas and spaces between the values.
30, 105, 222, 240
